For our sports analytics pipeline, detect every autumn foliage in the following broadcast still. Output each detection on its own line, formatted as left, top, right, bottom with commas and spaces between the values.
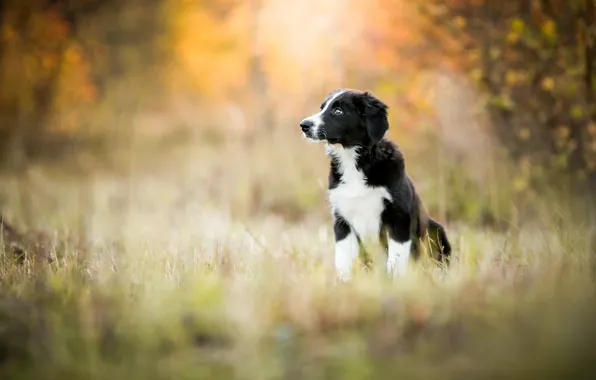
0, 0, 166, 164
408, 0, 596, 203
1, 0, 595, 215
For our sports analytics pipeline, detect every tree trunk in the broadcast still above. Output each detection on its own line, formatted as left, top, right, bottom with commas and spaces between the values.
583, 0, 596, 222
247, 0, 272, 136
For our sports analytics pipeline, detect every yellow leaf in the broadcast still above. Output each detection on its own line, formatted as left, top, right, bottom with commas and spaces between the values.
375, 81, 399, 97
489, 94, 514, 110
541, 19, 556, 41
513, 177, 528, 192
541, 77, 555, 91
454, 16, 466, 28
571, 105, 584, 119
489, 46, 500, 59
519, 128, 531, 140
506, 31, 520, 43
505, 71, 527, 85
555, 154, 568, 169
470, 68, 483, 82
511, 18, 524, 34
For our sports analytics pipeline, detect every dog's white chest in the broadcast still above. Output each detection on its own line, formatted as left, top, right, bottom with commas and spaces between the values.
327, 146, 391, 239
329, 182, 389, 239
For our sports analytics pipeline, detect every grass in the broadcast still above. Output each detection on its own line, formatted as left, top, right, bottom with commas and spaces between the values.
1, 127, 596, 380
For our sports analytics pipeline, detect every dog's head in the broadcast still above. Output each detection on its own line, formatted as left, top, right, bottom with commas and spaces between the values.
299, 89, 389, 147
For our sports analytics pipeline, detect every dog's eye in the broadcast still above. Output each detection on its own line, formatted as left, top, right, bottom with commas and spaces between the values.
332, 108, 343, 116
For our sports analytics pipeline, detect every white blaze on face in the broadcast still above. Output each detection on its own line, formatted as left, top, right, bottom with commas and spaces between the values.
300, 90, 346, 139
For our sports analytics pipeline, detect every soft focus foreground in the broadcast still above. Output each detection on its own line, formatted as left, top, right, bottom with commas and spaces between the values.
1, 1, 596, 379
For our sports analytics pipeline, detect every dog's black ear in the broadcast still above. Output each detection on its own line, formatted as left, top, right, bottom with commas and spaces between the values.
356, 91, 389, 144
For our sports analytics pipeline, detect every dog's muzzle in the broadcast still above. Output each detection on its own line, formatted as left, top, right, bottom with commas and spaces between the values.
300, 119, 313, 132
300, 119, 317, 139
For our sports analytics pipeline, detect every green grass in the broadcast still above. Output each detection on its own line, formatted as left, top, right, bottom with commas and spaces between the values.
1, 131, 596, 379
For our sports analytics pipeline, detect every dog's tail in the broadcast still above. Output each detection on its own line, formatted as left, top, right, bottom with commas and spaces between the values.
427, 217, 452, 263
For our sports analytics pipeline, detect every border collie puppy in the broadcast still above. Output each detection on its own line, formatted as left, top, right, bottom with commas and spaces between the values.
299, 89, 451, 281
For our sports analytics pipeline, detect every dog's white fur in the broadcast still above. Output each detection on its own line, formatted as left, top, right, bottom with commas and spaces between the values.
387, 240, 411, 278
333, 230, 359, 282
327, 144, 411, 280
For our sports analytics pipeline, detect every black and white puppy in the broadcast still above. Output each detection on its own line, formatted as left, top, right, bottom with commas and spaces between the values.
299, 89, 451, 281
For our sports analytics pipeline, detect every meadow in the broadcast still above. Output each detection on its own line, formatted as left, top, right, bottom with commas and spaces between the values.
2, 1, 596, 377
2, 125, 595, 380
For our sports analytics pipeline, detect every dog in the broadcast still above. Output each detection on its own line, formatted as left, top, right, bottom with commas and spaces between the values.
299, 89, 452, 281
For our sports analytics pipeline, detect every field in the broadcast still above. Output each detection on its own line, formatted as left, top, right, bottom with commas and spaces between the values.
1, 128, 596, 380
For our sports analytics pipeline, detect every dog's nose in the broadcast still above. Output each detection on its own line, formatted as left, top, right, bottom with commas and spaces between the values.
300, 119, 313, 132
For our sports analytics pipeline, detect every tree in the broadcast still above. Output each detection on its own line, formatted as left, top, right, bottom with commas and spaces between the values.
371, 0, 596, 217
0, 0, 169, 168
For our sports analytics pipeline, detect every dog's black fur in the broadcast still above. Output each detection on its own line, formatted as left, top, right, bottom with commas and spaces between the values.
300, 89, 451, 268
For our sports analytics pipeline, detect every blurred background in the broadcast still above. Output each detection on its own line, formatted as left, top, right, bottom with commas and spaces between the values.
1, 0, 595, 231
1, 1, 596, 378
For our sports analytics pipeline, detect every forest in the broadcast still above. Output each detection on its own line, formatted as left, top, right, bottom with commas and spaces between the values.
1, 1, 595, 379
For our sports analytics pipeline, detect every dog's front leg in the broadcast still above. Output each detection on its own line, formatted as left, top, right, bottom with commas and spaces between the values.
333, 214, 358, 282
386, 216, 412, 277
